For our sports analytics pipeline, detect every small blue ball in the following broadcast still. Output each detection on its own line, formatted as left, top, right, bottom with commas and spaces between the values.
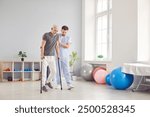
105, 74, 111, 86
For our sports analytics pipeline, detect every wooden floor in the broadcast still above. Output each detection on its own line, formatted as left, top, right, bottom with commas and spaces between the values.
0, 78, 150, 100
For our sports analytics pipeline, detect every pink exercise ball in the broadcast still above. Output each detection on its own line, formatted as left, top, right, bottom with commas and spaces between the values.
92, 67, 106, 76
93, 67, 108, 84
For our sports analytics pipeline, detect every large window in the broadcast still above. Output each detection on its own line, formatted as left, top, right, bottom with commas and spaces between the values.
96, 0, 112, 60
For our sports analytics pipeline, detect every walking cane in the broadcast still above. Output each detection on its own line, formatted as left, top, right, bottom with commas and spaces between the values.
40, 61, 42, 94
58, 58, 62, 90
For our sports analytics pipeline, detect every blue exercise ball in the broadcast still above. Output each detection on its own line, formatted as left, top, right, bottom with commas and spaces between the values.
105, 74, 111, 86
110, 67, 134, 90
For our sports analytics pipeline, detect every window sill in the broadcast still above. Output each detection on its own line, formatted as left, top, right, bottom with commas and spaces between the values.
83, 60, 112, 64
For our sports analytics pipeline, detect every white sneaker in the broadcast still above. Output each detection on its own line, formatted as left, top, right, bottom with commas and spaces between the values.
67, 84, 74, 90
55, 85, 61, 90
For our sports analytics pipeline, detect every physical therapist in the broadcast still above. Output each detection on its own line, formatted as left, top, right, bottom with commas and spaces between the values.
55, 25, 74, 90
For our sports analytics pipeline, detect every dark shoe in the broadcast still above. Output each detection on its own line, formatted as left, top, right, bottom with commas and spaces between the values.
46, 82, 53, 89
42, 86, 48, 92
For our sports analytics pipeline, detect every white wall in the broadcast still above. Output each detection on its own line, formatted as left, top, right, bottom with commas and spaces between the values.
0, 0, 81, 62
1, 0, 144, 75
137, 0, 150, 62
82, 0, 138, 71
112, 0, 137, 69
82, 0, 96, 61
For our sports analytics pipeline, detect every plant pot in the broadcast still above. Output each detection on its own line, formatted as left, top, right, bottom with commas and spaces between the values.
72, 76, 77, 81
70, 66, 74, 73
21, 58, 24, 61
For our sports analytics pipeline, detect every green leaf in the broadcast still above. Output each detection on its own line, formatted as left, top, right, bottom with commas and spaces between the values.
69, 51, 79, 67
18, 51, 27, 58
97, 55, 103, 58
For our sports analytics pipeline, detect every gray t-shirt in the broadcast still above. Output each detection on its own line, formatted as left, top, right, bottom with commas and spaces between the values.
42, 32, 59, 56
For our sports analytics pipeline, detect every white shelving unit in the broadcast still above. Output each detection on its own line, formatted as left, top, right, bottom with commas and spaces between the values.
0, 61, 41, 82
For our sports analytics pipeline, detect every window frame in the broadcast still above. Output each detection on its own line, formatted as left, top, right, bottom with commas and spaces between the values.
95, 0, 112, 61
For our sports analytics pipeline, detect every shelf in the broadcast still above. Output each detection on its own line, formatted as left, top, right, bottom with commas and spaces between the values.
2, 62, 12, 69
14, 72, 22, 81
34, 62, 41, 72
0, 61, 41, 82
24, 72, 32, 81
24, 62, 33, 72
2, 79, 8, 82
14, 62, 22, 71
14, 71, 23, 73
3, 71, 23, 73
3, 71, 13, 73
24, 78, 31, 81
3, 72, 13, 81
33, 71, 41, 73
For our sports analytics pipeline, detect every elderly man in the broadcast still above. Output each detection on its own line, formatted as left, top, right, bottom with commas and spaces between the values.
40, 25, 59, 92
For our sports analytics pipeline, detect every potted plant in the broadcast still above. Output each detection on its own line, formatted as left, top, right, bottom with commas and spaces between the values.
69, 51, 79, 80
18, 51, 27, 61
97, 54, 103, 60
